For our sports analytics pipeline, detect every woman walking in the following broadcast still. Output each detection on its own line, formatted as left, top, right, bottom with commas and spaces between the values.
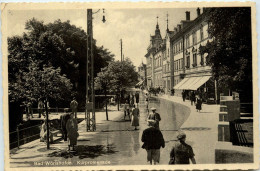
66, 113, 79, 151
131, 105, 140, 130
196, 97, 202, 112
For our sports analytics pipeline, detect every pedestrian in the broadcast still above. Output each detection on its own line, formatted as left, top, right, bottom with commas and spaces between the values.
26, 101, 33, 119
123, 100, 131, 120
169, 132, 196, 164
40, 119, 53, 143
145, 100, 149, 115
182, 90, 186, 102
190, 91, 196, 106
130, 93, 135, 107
38, 98, 44, 118
141, 120, 165, 165
70, 97, 78, 118
147, 107, 161, 129
60, 112, 71, 141
66, 113, 79, 151
145, 93, 149, 102
135, 91, 140, 106
196, 97, 202, 112
131, 104, 140, 130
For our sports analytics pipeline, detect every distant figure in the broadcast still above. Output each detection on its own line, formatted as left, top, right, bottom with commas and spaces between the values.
26, 101, 33, 119
196, 97, 202, 112
40, 119, 53, 143
145, 93, 149, 102
170, 132, 196, 164
38, 99, 44, 118
66, 113, 79, 151
145, 100, 149, 115
123, 100, 131, 120
130, 93, 135, 107
70, 97, 78, 118
60, 112, 71, 141
131, 105, 140, 130
171, 89, 175, 96
142, 120, 165, 165
147, 107, 161, 129
135, 92, 140, 106
190, 91, 196, 106
182, 91, 186, 102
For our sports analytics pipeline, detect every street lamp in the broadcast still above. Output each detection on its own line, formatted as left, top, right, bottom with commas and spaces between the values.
86, 9, 106, 131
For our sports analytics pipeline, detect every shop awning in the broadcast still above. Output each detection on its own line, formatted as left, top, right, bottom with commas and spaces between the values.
181, 77, 201, 90
189, 76, 211, 90
173, 78, 189, 89
174, 76, 211, 90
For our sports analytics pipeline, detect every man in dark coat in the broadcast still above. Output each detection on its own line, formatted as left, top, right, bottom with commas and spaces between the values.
142, 120, 165, 165
170, 132, 196, 164
60, 112, 71, 141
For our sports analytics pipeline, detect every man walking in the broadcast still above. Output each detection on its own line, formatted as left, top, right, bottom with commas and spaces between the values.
38, 98, 44, 118
141, 120, 165, 165
70, 97, 78, 118
169, 132, 196, 164
147, 107, 161, 129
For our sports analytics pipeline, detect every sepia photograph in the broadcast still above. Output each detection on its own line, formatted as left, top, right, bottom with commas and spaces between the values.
1, 2, 258, 170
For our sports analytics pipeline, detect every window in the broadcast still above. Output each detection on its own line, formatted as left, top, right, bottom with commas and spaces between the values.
186, 56, 190, 68
192, 31, 197, 45
192, 53, 197, 67
186, 35, 190, 48
179, 60, 181, 70
200, 26, 204, 41
168, 48, 170, 57
200, 54, 204, 65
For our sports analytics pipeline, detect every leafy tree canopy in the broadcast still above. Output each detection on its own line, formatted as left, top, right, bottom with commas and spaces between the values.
204, 7, 252, 93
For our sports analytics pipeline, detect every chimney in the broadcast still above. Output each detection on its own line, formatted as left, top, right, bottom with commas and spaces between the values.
197, 8, 201, 17
174, 27, 177, 32
185, 11, 190, 21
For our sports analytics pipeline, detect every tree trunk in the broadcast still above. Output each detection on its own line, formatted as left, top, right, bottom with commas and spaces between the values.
105, 87, 108, 120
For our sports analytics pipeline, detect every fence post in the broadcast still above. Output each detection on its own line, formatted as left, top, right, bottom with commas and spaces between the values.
16, 125, 20, 149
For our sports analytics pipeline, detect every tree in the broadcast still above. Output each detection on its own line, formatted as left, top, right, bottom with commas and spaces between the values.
95, 67, 111, 120
96, 59, 139, 111
203, 8, 252, 101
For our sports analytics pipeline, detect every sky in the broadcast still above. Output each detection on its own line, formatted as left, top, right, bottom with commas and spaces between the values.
7, 8, 202, 67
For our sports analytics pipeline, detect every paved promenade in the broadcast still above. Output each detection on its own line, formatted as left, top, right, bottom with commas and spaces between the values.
9, 93, 219, 167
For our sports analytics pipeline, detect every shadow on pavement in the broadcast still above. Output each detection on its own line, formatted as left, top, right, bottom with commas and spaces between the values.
47, 144, 118, 159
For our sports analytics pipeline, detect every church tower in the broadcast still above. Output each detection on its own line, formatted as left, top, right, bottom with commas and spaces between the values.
150, 16, 163, 49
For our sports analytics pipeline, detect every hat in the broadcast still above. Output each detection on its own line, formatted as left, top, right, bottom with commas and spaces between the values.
151, 107, 156, 111
147, 120, 156, 127
177, 132, 186, 140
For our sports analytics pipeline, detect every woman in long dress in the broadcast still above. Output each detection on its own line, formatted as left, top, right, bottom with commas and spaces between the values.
40, 119, 53, 143
66, 113, 79, 151
131, 105, 140, 130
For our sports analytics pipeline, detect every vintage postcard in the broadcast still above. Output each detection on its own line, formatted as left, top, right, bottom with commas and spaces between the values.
1, 1, 259, 170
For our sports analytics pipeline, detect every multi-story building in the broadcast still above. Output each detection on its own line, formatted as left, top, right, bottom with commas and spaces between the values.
172, 8, 216, 101
145, 21, 163, 89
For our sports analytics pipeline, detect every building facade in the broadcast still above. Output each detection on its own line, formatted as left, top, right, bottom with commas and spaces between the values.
145, 8, 217, 100
172, 8, 216, 101
145, 21, 163, 89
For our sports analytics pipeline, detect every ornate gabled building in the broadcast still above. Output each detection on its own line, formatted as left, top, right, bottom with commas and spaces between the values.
145, 19, 163, 89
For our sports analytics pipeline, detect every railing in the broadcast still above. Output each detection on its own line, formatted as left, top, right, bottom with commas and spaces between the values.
9, 124, 42, 149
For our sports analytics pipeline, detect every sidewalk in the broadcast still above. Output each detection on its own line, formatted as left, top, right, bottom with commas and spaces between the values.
155, 94, 219, 164
9, 94, 220, 167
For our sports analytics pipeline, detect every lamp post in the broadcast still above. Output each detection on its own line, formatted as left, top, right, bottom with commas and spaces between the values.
86, 9, 106, 131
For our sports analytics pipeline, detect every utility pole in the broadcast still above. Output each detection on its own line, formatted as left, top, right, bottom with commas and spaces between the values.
87, 9, 96, 131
